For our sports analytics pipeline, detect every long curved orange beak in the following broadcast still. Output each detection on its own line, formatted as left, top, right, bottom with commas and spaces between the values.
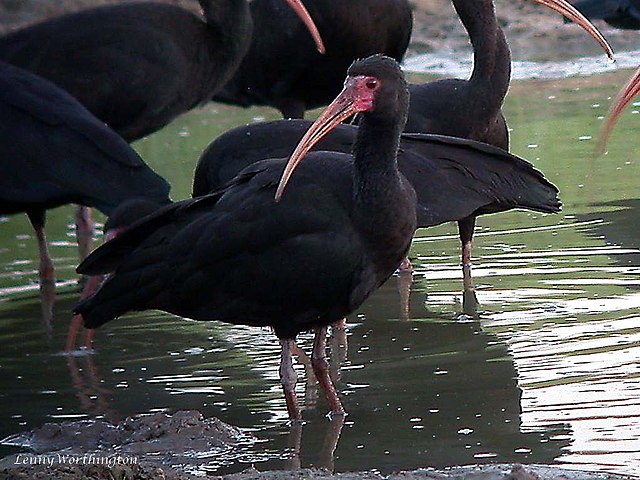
275, 76, 372, 201
285, 0, 325, 54
535, 0, 614, 61
597, 65, 640, 154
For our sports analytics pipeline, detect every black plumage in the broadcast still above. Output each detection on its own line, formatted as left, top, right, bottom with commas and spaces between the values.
0, 0, 323, 141
0, 61, 171, 285
401, 0, 606, 284
194, 120, 561, 230
75, 55, 417, 420
566, 0, 640, 29
404, 0, 510, 148
212, 0, 412, 118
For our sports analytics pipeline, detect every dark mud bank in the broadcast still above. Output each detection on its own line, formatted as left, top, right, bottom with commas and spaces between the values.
0, 411, 637, 479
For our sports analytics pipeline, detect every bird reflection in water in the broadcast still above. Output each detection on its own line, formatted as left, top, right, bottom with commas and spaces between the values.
285, 416, 345, 471
64, 353, 120, 424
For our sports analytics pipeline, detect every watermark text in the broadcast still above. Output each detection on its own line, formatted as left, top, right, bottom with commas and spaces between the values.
15, 453, 138, 469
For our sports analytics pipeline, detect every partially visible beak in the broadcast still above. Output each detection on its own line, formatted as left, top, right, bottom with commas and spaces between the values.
597, 65, 640, 154
285, 0, 325, 54
104, 227, 123, 242
534, 0, 614, 61
275, 78, 364, 201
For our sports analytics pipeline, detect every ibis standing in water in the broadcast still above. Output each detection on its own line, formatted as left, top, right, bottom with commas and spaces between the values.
212, 0, 413, 118
75, 55, 417, 420
203, 0, 607, 303
0, 0, 323, 257
0, 61, 171, 318
403, 0, 611, 290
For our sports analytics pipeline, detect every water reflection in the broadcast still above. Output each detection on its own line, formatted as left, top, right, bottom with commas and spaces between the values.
64, 354, 119, 423
0, 275, 574, 474
577, 198, 640, 268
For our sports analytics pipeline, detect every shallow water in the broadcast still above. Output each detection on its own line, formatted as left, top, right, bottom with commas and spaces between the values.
1, 63, 640, 477
404, 48, 639, 80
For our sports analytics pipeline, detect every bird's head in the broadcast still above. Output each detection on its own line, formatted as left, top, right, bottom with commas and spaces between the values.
274, 55, 408, 201
104, 198, 165, 241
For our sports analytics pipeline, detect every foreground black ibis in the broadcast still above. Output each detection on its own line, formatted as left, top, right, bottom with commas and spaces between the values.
564, 0, 640, 29
597, 64, 640, 152
0, 0, 324, 142
212, 0, 412, 118
0, 61, 171, 315
75, 55, 417, 420
403, 0, 611, 289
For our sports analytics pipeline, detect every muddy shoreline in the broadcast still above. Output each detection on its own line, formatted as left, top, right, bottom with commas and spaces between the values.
1, 411, 638, 479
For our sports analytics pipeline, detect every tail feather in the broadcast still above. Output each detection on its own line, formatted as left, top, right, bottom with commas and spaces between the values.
400, 134, 561, 227
74, 268, 164, 328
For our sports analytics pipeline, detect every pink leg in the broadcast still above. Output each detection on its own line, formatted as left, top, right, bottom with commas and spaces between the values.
331, 317, 346, 330
311, 327, 345, 416
291, 342, 318, 408
28, 212, 56, 326
458, 217, 475, 292
65, 274, 103, 352
34, 224, 55, 285
462, 239, 473, 292
459, 225, 479, 316
279, 338, 302, 421
397, 266, 413, 321
329, 320, 348, 383
65, 315, 83, 352
398, 256, 413, 273
83, 329, 96, 350
75, 206, 94, 262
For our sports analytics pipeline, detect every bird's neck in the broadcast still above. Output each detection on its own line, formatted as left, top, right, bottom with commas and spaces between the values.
352, 115, 404, 191
351, 114, 408, 220
351, 113, 416, 275
455, 0, 511, 102
198, 0, 253, 85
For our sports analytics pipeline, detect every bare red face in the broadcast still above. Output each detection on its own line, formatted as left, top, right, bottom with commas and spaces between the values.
346, 75, 380, 112
274, 74, 382, 200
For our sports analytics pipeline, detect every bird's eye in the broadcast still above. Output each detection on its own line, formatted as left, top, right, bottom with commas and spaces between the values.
365, 79, 378, 90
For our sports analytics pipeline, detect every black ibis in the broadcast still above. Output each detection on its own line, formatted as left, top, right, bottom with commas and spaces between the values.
74, 55, 417, 420
0, 0, 324, 142
212, 0, 412, 118
209, 0, 606, 303
0, 61, 171, 317
597, 64, 640, 152
404, 0, 611, 288
405, 0, 613, 142
564, 0, 640, 29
